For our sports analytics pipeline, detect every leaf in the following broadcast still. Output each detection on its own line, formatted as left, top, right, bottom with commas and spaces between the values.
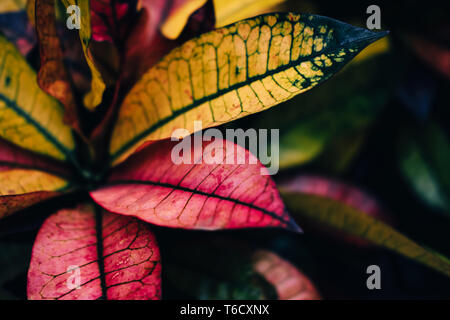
27, 204, 162, 300
0, 138, 72, 219
0, 0, 27, 13
35, 0, 81, 134
252, 250, 321, 300
91, 138, 299, 231
61, 0, 106, 109
213, 0, 286, 27
0, 11, 36, 56
91, 0, 216, 143
165, 238, 320, 299
0, 192, 61, 220
160, 0, 208, 39
407, 34, 450, 79
90, 0, 134, 42
109, 12, 388, 165
279, 175, 392, 246
251, 39, 392, 170
397, 122, 450, 214
0, 34, 76, 161
279, 177, 450, 278
121, 0, 215, 87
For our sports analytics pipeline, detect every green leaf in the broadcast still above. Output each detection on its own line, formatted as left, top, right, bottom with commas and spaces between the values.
109, 12, 388, 165
280, 190, 450, 278
398, 122, 450, 214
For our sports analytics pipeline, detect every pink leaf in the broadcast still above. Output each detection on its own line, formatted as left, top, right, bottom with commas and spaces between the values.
0, 138, 70, 176
91, 139, 299, 231
280, 174, 392, 246
281, 175, 385, 219
27, 204, 161, 300
253, 250, 321, 300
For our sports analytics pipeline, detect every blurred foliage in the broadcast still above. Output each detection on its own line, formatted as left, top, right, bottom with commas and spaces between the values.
397, 122, 450, 214
164, 239, 278, 300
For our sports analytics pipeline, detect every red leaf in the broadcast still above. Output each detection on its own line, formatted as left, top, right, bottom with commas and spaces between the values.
0, 138, 70, 176
90, 0, 134, 42
0, 192, 60, 219
253, 250, 321, 300
91, 139, 299, 231
122, 0, 215, 87
27, 204, 161, 300
408, 35, 450, 79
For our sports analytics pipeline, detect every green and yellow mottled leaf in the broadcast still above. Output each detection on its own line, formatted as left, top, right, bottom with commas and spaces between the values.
0, 0, 27, 13
0, 34, 75, 161
280, 190, 450, 278
109, 12, 388, 165
213, 0, 286, 28
61, 0, 105, 109
275, 44, 392, 170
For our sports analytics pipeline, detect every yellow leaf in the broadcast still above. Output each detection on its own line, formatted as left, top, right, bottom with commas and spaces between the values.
110, 13, 388, 165
281, 191, 450, 278
0, 0, 27, 13
351, 36, 389, 65
0, 169, 68, 196
0, 35, 75, 161
0, 169, 68, 219
160, 0, 208, 40
61, 0, 106, 109
213, 0, 286, 27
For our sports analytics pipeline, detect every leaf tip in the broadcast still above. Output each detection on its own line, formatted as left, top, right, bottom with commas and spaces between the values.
286, 215, 303, 234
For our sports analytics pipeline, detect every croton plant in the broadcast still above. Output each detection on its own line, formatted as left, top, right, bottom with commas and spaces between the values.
0, 0, 449, 300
